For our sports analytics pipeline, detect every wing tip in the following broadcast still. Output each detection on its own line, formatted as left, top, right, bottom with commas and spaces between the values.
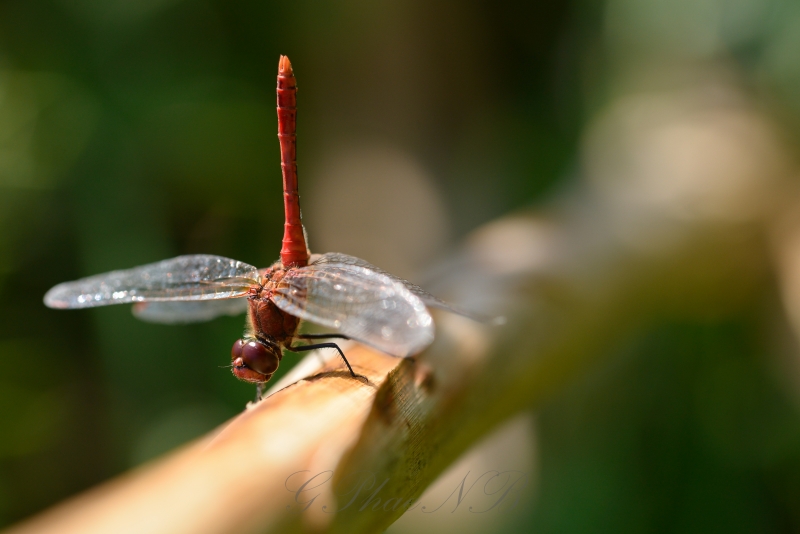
43, 288, 67, 309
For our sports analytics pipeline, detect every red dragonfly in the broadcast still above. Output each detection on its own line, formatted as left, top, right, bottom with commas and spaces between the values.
44, 56, 462, 393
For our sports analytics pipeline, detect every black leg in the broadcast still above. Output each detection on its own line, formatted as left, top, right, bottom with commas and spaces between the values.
288, 342, 357, 378
297, 333, 351, 340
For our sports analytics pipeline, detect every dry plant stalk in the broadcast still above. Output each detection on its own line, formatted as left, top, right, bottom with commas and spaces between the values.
7, 75, 799, 534
6, 345, 407, 534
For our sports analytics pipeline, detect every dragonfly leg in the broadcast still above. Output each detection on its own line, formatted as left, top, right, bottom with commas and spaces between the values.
255, 383, 264, 402
296, 333, 351, 340
288, 342, 358, 378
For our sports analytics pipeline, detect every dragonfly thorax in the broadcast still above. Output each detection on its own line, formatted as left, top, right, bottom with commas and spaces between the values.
247, 268, 301, 347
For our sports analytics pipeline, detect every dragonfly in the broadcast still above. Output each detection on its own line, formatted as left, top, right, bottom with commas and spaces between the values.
44, 56, 466, 395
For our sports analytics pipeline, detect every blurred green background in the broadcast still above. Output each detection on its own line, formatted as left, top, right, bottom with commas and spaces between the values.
2, 0, 800, 531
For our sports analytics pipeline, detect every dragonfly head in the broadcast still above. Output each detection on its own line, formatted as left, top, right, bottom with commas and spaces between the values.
231, 338, 281, 383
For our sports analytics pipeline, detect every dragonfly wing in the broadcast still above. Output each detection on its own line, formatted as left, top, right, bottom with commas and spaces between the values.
310, 253, 480, 320
271, 262, 434, 357
132, 298, 249, 324
44, 255, 259, 309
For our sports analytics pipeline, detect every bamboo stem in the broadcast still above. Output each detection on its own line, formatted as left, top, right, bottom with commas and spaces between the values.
7, 80, 796, 534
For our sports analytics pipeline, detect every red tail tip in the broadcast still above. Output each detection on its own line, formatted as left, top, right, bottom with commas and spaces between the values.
278, 55, 293, 75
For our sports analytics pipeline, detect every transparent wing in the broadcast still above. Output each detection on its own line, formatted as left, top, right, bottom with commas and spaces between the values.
44, 255, 259, 309
271, 260, 434, 358
132, 298, 249, 324
310, 253, 480, 320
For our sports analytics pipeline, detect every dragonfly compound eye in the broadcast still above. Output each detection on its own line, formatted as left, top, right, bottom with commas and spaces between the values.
231, 339, 279, 383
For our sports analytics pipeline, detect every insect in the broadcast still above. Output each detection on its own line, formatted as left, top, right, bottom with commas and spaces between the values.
44, 56, 465, 395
